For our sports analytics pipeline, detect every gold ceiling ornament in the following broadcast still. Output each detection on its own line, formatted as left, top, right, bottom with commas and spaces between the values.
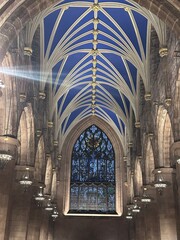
92, 76, 96, 82
91, 82, 97, 88
62, 6, 69, 11
92, 94, 96, 99
92, 59, 97, 65
92, 3, 100, 11
93, 18, 99, 24
92, 109, 95, 115
92, 39, 98, 45
159, 47, 168, 57
91, 49, 99, 56
124, 7, 130, 12
92, 100, 96, 104
93, 29, 99, 36
92, 67, 97, 72
91, 104, 96, 109
92, 89, 96, 94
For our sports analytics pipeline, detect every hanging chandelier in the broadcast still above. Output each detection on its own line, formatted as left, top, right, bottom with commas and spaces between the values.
51, 206, 59, 221
132, 199, 141, 213
34, 186, 45, 201
19, 167, 33, 188
125, 207, 133, 220
153, 169, 170, 195
141, 187, 153, 204
44, 197, 53, 211
0, 152, 13, 169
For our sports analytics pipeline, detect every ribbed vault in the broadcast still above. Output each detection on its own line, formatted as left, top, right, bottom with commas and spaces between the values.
5, 0, 170, 153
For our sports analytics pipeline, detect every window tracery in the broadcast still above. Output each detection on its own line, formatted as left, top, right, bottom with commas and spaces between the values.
70, 125, 115, 214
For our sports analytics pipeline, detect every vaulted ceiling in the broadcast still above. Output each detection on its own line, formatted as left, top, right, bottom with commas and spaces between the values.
25, 0, 167, 152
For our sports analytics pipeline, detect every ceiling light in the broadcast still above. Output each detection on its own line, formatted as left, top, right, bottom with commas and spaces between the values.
51, 206, 59, 221
45, 198, 53, 211
132, 200, 141, 213
153, 169, 170, 195
19, 167, 33, 188
141, 187, 153, 203
35, 186, 45, 201
0, 152, 13, 169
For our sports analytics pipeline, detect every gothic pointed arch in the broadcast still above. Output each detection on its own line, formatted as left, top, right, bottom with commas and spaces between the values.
70, 124, 115, 214
44, 155, 53, 195
145, 137, 155, 184
51, 170, 57, 201
61, 116, 124, 216
34, 136, 45, 182
134, 158, 143, 197
0, 52, 17, 136
17, 103, 35, 166
157, 106, 174, 167
174, 68, 180, 141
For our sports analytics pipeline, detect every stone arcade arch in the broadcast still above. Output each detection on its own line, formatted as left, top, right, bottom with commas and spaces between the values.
174, 68, 180, 142
44, 155, 53, 195
134, 158, 143, 197
156, 106, 174, 167
145, 137, 155, 184
17, 104, 34, 166
34, 136, 45, 182
61, 116, 124, 216
0, 53, 17, 136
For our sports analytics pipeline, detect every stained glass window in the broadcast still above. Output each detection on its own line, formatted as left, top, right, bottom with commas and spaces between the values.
70, 125, 116, 214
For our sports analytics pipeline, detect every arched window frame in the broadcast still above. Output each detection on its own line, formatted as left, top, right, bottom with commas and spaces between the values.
61, 116, 124, 217
69, 125, 116, 214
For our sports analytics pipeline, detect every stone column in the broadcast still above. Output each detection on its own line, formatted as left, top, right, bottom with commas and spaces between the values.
8, 166, 34, 240
39, 211, 50, 240
171, 141, 180, 240
142, 186, 161, 240
154, 168, 178, 240
134, 211, 146, 240
0, 136, 19, 240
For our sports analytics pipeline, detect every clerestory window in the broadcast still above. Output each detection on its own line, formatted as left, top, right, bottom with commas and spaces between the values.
69, 125, 116, 214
